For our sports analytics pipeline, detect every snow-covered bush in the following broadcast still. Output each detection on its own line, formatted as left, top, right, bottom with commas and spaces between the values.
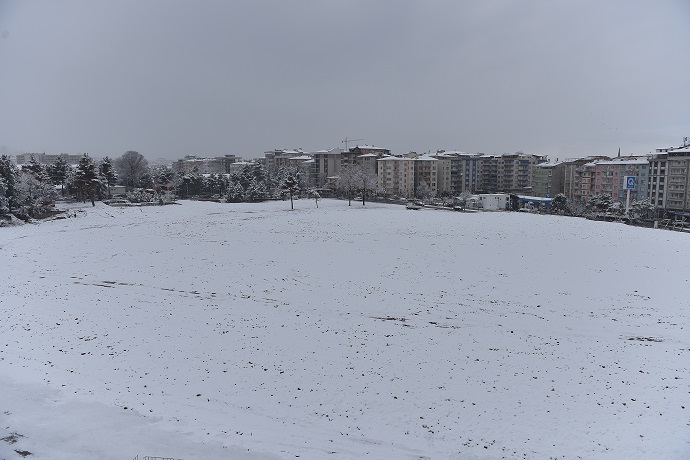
126, 189, 156, 203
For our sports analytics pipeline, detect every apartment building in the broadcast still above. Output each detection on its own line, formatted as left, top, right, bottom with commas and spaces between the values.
341, 145, 390, 169
432, 151, 482, 195
477, 153, 546, 193
573, 162, 596, 201
532, 162, 565, 197
264, 149, 305, 173
414, 155, 439, 196
649, 144, 690, 211
562, 156, 611, 199
377, 156, 415, 197
172, 154, 240, 174
592, 157, 649, 203
15, 152, 85, 165
312, 148, 342, 187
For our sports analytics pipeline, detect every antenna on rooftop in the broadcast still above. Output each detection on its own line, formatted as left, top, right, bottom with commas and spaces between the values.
341, 137, 364, 151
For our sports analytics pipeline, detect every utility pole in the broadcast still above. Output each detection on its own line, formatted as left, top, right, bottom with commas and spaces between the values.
341, 137, 364, 152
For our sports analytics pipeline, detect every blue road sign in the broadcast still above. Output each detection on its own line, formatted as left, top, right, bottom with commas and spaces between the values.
624, 176, 636, 190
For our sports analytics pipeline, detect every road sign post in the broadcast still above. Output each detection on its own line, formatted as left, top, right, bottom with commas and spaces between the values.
624, 176, 636, 216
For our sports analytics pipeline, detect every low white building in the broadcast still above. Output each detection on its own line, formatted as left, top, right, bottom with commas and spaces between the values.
478, 193, 509, 211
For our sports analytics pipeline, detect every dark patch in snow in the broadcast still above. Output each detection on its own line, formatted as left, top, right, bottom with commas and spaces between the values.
627, 336, 663, 342
1, 432, 23, 444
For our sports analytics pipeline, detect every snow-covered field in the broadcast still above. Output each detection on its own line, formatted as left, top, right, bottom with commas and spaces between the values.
1, 199, 688, 460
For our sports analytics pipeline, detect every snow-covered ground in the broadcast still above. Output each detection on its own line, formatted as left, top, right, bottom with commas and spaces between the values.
1, 199, 688, 460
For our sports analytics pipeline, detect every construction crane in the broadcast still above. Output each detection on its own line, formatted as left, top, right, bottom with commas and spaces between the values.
341, 137, 364, 152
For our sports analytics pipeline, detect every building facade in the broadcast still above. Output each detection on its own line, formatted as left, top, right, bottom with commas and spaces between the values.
532, 162, 565, 197
649, 144, 690, 211
172, 155, 239, 174
377, 156, 415, 197
592, 157, 649, 203
476, 153, 546, 193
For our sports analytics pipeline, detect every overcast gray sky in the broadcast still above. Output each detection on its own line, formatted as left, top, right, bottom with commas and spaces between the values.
1, 0, 689, 161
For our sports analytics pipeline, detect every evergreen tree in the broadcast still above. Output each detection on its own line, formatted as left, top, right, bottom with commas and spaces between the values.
0, 155, 17, 212
587, 193, 614, 213
281, 173, 299, 210
630, 198, 655, 220
551, 193, 570, 215
47, 155, 72, 196
154, 166, 175, 186
0, 177, 9, 216
25, 156, 50, 184
72, 154, 100, 205
225, 181, 245, 202
98, 156, 118, 198
245, 180, 268, 202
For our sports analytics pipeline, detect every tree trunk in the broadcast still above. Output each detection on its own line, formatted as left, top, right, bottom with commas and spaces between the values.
290, 193, 294, 210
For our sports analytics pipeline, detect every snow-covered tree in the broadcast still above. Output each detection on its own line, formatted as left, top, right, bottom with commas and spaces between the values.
551, 193, 570, 215
16, 166, 56, 217
336, 167, 358, 206
115, 151, 149, 187
281, 173, 299, 209
126, 188, 156, 203
225, 181, 245, 202
0, 155, 18, 212
71, 154, 100, 205
0, 177, 9, 216
24, 156, 50, 184
416, 180, 432, 203
629, 198, 656, 220
352, 165, 378, 206
153, 165, 175, 187
47, 155, 72, 196
98, 156, 118, 198
454, 190, 472, 210
245, 180, 268, 202
586, 193, 613, 213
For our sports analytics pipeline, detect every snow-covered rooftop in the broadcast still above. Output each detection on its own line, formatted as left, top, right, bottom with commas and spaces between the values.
377, 155, 404, 161
594, 157, 649, 165
353, 144, 388, 150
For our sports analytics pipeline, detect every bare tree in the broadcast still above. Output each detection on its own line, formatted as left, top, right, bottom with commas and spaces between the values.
115, 151, 149, 187
354, 165, 378, 206
336, 166, 358, 206
337, 164, 378, 206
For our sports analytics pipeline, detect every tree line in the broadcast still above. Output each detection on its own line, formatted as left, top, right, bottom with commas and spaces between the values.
0, 150, 356, 219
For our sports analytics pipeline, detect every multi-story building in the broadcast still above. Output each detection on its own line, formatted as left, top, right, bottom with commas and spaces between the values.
458, 153, 482, 194
312, 148, 342, 187
432, 151, 479, 195
562, 156, 611, 199
414, 155, 439, 197
172, 155, 239, 174
573, 161, 596, 202
264, 149, 305, 173
592, 157, 649, 203
476, 153, 546, 193
377, 156, 415, 197
15, 152, 85, 165
649, 142, 690, 211
532, 162, 565, 197
342, 145, 390, 169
